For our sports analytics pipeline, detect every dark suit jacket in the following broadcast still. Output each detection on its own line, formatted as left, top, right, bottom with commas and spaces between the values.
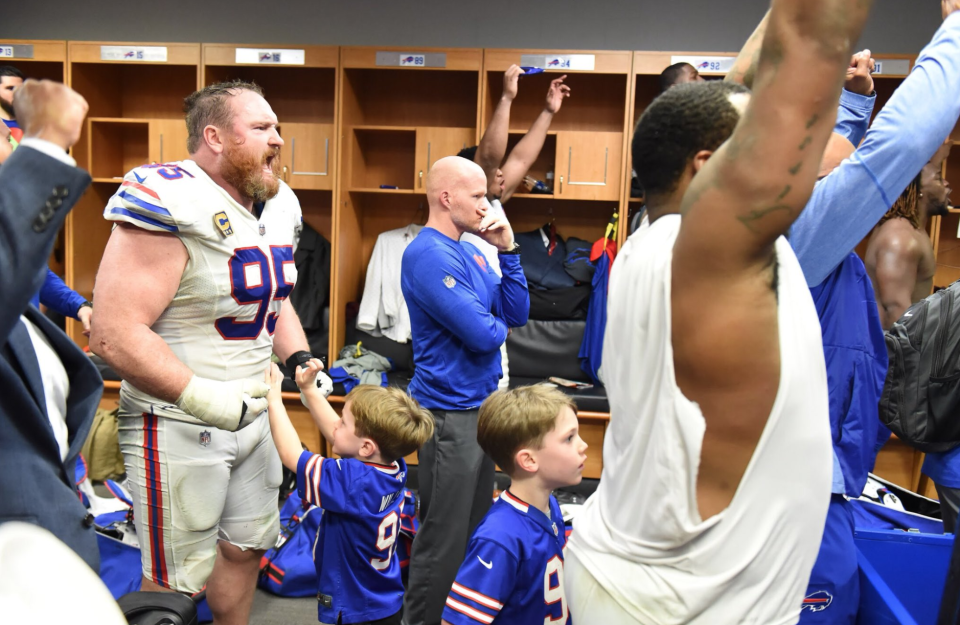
0, 146, 102, 570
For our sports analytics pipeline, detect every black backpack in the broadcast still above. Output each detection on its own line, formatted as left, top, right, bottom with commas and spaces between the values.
880, 280, 960, 453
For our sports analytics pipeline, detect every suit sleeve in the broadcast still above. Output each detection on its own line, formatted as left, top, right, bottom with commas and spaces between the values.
39, 269, 87, 319
443, 539, 518, 625
406, 246, 509, 354
0, 146, 91, 346
296, 451, 355, 514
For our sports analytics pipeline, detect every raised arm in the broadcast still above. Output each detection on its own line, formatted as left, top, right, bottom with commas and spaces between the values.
266, 363, 305, 471
475, 65, 522, 177
295, 359, 342, 445
0, 80, 88, 343
500, 75, 570, 202
675, 0, 870, 277
791, 8, 960, 286
872, 231, 923, 329
725, 9, 770, 88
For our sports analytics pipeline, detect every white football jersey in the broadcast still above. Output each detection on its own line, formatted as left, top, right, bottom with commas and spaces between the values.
103, 160, 302, 424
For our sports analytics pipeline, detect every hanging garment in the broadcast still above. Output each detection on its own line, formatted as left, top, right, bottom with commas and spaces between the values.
514, 224, 577, 290
579, 214, 619, 384
290, 222, 331, 355
357, 224, 423, 343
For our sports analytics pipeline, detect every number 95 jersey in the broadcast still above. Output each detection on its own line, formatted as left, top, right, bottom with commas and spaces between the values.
103, 160, 303, 424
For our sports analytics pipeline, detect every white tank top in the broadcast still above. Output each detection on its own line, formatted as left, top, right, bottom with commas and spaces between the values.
567, 214, 831, 625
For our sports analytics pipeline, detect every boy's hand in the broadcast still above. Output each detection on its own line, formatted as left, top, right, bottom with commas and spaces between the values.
265, 363, 284, 403
296, 358, 324, 390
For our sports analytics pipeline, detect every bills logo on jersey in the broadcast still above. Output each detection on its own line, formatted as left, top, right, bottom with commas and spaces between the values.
801, 590, 833, 612
199, 430, 212, 447
259, 223, 267, 236
214, 212, 233, 237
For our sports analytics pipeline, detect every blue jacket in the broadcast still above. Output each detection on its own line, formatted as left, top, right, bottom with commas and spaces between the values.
31, 268, 87, 319
809, 254, 888, 495
0, 145, 102, 570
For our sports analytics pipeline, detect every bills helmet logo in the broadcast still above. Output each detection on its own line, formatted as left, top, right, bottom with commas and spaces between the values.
403, 56, 415, 63
260, 53, 273, 62
124, 51, 136, 58
199, 430, 211, 447
698, 62, 710, 69
547, 59, 561, 66
801, 591, 833, 613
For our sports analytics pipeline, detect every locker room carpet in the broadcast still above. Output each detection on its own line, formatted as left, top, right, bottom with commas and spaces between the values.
249, 589, 316, 624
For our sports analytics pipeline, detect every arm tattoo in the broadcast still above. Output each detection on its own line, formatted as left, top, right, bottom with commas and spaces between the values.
737, 204, 793, 233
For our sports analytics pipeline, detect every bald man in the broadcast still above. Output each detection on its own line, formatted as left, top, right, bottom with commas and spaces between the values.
400, 156, 530, 625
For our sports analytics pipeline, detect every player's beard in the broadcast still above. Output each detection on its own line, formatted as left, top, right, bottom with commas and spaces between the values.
221, 140, 281, 204
0, 99, 14, 118
929, 196, 951, 217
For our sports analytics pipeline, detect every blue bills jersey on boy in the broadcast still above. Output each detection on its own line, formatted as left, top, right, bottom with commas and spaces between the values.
443, 491, 570, 625
297, 451, 407, 624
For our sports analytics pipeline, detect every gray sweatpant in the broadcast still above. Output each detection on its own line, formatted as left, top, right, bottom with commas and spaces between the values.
402, 408, 496, 625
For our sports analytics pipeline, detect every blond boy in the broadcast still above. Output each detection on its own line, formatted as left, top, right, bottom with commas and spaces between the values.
266, 360, 433, 625
442, 385, 587, 625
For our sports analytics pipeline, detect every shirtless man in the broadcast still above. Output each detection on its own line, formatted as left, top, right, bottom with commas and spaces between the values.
865, 141, 953, 330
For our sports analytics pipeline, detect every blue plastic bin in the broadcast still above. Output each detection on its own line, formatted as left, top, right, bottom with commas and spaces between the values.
855, 528, 954, 624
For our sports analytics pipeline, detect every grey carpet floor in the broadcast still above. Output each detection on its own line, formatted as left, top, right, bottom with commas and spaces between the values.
248, 589, 317, 624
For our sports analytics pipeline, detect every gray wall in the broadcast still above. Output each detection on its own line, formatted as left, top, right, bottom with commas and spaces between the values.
0, 0, 944, 56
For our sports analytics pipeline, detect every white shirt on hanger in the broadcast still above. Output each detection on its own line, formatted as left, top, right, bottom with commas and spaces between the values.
357, 224, 424, 343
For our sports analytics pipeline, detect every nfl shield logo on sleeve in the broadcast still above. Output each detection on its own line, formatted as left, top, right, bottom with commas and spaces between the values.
199, 430, 211, 447
443, 275, 456, 289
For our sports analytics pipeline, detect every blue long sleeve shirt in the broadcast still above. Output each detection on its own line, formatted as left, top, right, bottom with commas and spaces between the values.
791, 11, 960, 288
402, 227, 529, 411
30, 268, 86, 319
790, 13, 960, 495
